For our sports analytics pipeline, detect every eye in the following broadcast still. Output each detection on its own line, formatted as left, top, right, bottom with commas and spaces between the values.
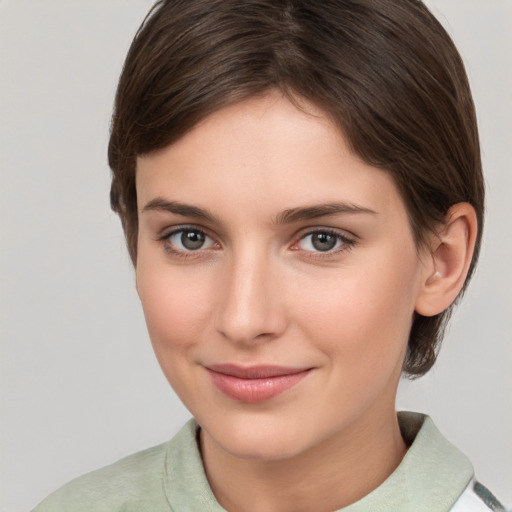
295, 229, 353, 253
164, 227, 218, 252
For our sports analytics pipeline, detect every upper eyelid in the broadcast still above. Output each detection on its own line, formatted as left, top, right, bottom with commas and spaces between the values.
294, 226, 357, 242
158, 224, 212, 239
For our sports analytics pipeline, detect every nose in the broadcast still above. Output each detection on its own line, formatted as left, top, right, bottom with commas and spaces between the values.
214, 251, 287, 345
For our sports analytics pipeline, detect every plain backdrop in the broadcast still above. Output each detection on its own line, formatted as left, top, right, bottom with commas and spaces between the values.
1, 1, 511, 511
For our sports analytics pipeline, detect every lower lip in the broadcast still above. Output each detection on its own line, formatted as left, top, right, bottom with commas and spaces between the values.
206, 369, 311, 403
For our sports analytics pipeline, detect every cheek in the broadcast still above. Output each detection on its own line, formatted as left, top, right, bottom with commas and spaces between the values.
296, 257, 418, 373
136, 260, 218, 401
136, 261, 214, 351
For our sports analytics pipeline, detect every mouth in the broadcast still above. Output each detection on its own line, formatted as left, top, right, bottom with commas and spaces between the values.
204, 364, 312, 403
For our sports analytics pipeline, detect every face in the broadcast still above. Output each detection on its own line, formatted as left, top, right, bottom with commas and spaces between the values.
136, 92, 428, 461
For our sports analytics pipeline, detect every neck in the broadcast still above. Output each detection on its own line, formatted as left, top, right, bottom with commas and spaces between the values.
200, 405, 407, 512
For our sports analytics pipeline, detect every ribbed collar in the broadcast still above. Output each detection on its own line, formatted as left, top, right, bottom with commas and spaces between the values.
342, 412, 474, 511
163, 412, 474, 512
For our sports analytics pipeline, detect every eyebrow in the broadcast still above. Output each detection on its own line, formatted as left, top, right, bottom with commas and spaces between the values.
274, 202, 377, 224
141, 198, 218, 223
141, 198, 377, 225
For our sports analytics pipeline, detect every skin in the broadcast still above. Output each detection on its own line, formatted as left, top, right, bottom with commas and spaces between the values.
135, 92, 476, 512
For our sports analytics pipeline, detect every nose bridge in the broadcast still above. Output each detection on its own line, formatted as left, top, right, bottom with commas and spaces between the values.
215, 246, 285, 344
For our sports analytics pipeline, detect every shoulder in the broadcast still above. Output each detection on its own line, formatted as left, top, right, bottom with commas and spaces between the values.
32, 418, 223, 512
32, 439, 171, 512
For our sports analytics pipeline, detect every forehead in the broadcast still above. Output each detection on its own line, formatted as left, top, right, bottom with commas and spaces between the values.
136, 93, 406, 225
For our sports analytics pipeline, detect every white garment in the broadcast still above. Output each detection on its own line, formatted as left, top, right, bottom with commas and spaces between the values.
451, 479, 508, 512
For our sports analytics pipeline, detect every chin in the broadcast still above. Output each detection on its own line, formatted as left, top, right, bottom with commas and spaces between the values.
216, 431, 306, 462
200, 409, 320, 462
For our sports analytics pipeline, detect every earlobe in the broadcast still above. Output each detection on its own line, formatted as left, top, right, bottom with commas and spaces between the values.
415, 203, 478, 317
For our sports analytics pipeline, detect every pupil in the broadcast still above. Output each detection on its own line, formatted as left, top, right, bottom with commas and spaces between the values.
181, 230, 205, 250
312, 233, 336, 251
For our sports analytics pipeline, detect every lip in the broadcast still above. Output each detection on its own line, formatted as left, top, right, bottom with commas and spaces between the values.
205, 364, 312, 403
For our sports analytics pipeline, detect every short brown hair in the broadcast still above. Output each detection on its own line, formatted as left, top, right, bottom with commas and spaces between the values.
108, 0, 484, 377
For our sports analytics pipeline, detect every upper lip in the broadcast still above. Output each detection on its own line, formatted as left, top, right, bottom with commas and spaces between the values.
205, 364, 311, 379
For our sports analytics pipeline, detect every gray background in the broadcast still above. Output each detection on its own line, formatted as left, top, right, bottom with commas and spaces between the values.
1, 1, 510, 510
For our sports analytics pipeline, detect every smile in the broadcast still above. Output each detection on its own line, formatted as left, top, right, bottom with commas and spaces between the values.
205, 364, 312, 403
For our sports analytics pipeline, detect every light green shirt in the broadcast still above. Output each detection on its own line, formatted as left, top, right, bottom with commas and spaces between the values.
32, 412, 478, 512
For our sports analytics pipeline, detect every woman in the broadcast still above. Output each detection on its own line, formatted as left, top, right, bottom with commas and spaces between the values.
31, 0, 507, 510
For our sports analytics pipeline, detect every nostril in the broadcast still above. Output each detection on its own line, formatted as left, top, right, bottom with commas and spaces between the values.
214, 300, 286, 345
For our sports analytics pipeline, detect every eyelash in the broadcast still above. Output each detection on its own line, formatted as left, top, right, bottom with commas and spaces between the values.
157, 225, 218, 259
157, 226, 356, 259
291, 228, 356, 258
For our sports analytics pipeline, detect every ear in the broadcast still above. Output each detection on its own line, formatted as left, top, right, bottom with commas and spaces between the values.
415, 203, 478, 317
